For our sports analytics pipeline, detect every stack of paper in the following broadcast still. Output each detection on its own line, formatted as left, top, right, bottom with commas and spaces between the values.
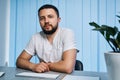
16, 72, 60, 79
62, 75, 99, 80
0, 72, 5, 77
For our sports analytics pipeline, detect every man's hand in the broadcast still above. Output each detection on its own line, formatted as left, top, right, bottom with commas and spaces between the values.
16, 50, 50, 73
32, 62, 50, 73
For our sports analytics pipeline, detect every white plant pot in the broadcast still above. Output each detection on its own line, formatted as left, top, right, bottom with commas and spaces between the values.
104, 52, 120, 80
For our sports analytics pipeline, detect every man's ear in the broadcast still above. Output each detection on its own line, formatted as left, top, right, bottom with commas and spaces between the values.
58, 17, 61, 22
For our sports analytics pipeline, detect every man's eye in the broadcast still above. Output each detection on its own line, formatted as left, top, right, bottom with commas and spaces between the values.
48, 15, 53, 18
40, 17, 44, 20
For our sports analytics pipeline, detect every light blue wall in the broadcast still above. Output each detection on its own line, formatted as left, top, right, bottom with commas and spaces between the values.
10, 0, 120, 72
0, 0, 7, 66
0, 0, 10, 66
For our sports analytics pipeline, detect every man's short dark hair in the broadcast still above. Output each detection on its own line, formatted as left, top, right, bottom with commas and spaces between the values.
38, 4, 59, 17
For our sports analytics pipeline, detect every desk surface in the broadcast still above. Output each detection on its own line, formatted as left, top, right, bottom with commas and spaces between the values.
0, 67, 108, 80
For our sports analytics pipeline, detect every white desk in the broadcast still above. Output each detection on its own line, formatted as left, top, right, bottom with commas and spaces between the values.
0, 67, 108, 80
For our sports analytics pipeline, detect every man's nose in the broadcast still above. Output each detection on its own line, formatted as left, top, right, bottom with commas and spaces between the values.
45, 18, 49, 23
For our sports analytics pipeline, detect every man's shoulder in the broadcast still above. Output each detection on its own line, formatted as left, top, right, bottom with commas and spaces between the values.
31, 31, 45, 38
60, 27, 73, 32
59, 27, 74, 34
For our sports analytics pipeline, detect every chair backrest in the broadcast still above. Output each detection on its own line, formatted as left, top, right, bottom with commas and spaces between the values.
75, 49, 83, 71
75, 60, 83, 71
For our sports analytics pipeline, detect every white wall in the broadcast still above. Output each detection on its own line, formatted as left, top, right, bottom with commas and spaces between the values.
0, 0, 10, 66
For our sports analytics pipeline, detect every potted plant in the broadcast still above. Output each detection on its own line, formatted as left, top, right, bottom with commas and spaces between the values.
89, 15, 120, 80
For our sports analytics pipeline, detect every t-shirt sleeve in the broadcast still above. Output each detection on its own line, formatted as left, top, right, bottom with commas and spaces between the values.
63, 29, 76, 51
24, 35, 36, 56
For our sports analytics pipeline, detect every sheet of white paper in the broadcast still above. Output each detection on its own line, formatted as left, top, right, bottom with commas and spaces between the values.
62, 75, 99, 80
16, 72, 60, 79
0, 72, 5, 77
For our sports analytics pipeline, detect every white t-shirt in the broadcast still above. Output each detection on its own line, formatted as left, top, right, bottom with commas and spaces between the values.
25, 27, 76, 62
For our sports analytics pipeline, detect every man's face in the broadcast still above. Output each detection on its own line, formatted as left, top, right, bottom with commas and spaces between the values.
38, 8, 60, 35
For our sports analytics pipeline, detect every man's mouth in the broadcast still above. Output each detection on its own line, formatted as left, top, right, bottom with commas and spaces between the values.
44, 24, 52, 29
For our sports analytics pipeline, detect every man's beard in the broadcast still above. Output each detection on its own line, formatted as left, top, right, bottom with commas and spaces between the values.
42, 23, 58, 35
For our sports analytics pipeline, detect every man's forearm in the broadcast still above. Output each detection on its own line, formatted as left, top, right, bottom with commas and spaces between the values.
16, 58, 35, 71
16, 58, 50, 73
48, 61, 74, 74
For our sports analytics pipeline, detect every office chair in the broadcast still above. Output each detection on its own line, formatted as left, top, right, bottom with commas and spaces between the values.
75, 60, 83, 71
75, 49, 83, 71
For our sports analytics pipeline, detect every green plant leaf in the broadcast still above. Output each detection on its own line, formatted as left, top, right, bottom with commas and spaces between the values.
116, 15, 120, 23
101, 25, 117, 37
89, 18, 120, 52
89, 22, 100, 28
109, 38, 118, 51
116, 15, 120, 18
89, 22, 104, 35
116, 32, 120, 46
